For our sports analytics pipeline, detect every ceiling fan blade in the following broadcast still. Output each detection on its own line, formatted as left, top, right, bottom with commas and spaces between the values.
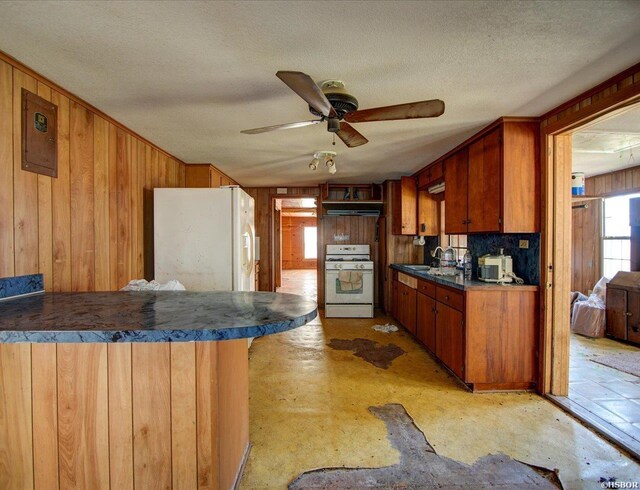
241, 120, 322, 134
344, 99, 445, 123
276, 71, 337, 118
337, 122, 368, 148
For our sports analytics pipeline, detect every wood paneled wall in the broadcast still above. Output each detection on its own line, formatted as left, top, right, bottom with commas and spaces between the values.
317, 215, 380, 306
0, 339, 248, 490
282, 215, 317, 270
0, 56, 185, 291
584, 163, 640, 197
243, 187, 319, 291
571, 198, 602, 295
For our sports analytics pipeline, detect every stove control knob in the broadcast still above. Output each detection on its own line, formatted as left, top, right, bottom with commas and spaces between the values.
359, 264, 365, 269
336, 264, 342, 270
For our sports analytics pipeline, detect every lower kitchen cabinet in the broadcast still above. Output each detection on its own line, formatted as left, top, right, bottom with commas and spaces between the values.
435, 302, 464, 379
416, 292, 436, 352
392, 269, 538, 391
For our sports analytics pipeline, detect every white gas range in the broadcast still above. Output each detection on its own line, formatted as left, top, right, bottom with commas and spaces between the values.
325, 244, 374, 318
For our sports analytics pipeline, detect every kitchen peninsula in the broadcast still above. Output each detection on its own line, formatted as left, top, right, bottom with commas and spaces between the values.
0, 290, 317, 489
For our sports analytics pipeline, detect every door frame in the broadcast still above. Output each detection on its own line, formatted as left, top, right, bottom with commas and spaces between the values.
269, 194, 320, 292
540, 63, 640, 395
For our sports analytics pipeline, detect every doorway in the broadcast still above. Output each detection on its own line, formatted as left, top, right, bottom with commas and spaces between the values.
274, 197, 318, 302
547, 100, 640, 457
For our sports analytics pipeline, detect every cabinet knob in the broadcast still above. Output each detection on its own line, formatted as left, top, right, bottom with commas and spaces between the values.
626, 312, 633, 317
444, 295, 449, 300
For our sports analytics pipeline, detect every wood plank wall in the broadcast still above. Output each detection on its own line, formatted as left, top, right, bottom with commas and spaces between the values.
571, 197, 602, 295
0, 56, 185, 290
282, 215, 317, 270
243, 187, 319, 291
584, 163, 640, 197
0, 339, 249, 490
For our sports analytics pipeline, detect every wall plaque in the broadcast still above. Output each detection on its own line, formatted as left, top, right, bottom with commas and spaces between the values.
22, 88, 57, 177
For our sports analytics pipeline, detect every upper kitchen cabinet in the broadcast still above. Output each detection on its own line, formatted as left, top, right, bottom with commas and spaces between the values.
443, 118, 539, 234
185, 164, 236, 188
392, 176, 417, 235
391, 177, 438, 236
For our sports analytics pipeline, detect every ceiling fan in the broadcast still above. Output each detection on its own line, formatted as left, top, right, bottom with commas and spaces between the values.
241, 71, 445, 148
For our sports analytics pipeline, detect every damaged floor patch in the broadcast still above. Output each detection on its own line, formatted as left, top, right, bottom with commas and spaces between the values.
327, 338, 406, 369
289, 403, 563, 489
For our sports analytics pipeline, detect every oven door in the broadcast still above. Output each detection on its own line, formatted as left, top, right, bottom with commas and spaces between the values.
325, 269, 373, 304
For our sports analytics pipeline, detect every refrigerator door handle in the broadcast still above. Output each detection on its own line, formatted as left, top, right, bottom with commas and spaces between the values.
242, 224, 255, 277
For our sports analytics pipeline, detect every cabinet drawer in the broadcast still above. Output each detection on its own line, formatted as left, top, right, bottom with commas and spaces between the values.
436, 287, 464, 311
398, 272, 417, 289
417, 279, 436, 298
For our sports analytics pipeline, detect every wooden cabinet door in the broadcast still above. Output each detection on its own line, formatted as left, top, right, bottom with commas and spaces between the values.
417, 190, 438, 236
468, 128, 501, 233
392, 177, 417, 235
444, 149, 468, 234
417, 292, 436, 352
606, 288, 627, 340
404, 286, 417, 335
435, 302, 464, 379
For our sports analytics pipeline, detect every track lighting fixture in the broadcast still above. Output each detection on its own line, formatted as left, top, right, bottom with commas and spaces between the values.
310, 150, 337, 174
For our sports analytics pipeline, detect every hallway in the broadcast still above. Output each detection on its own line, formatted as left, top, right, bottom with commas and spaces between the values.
240, 313, 640, 489
276, 269, 317, 302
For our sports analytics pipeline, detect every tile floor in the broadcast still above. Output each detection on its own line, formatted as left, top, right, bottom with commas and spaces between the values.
556, 333, 640, 457
241, 308, 640, 489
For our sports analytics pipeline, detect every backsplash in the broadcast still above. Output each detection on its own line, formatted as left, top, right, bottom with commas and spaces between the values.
0, 273, 44, 299
423, 233, 540, 285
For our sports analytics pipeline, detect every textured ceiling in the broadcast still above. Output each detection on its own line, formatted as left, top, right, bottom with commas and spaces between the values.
573, 103, 640, 176
1, 1, 639, 186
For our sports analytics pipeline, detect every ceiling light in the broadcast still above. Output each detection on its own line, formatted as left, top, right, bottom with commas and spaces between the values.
326, 158, 337, 174
310, 150, 337, 174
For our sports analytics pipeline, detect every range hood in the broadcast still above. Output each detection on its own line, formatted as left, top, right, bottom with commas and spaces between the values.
428, 182, 445, 194
322, 200, 383, 216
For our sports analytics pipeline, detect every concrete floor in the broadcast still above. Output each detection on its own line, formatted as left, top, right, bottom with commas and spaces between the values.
241, 311, 640, 489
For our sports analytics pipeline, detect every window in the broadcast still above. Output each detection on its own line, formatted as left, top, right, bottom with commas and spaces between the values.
304, 227, 317, 259
602, 193, 640, 278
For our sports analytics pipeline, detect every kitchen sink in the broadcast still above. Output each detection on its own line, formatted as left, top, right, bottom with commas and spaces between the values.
405, 265, 431, 271
426, 268, 460, 277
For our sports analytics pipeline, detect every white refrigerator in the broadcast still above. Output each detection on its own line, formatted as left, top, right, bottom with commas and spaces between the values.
154, 187, 256, 292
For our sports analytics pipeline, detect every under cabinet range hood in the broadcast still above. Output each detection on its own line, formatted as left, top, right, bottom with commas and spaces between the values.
427, 182, 445, 194
322, 200, 383, 216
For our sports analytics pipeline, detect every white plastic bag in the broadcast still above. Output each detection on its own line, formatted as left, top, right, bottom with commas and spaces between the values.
120, 279, 186, 291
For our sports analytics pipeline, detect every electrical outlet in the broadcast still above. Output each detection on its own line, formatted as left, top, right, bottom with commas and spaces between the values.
519, 240, 529, 249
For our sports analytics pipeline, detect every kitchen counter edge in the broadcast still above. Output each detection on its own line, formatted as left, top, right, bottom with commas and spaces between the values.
0, 291, 318, 343
390, 264, 539, 292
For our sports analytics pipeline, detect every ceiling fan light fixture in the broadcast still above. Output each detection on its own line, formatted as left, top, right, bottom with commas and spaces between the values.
309, 158, 319, 170
327, 117, 340, 133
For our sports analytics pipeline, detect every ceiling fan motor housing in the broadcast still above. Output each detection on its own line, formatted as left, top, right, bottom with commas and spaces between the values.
309, 80, 359, 119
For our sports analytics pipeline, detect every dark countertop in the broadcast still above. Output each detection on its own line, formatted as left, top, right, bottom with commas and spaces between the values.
390, 264, 539, 292
0, 291, 318, 343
